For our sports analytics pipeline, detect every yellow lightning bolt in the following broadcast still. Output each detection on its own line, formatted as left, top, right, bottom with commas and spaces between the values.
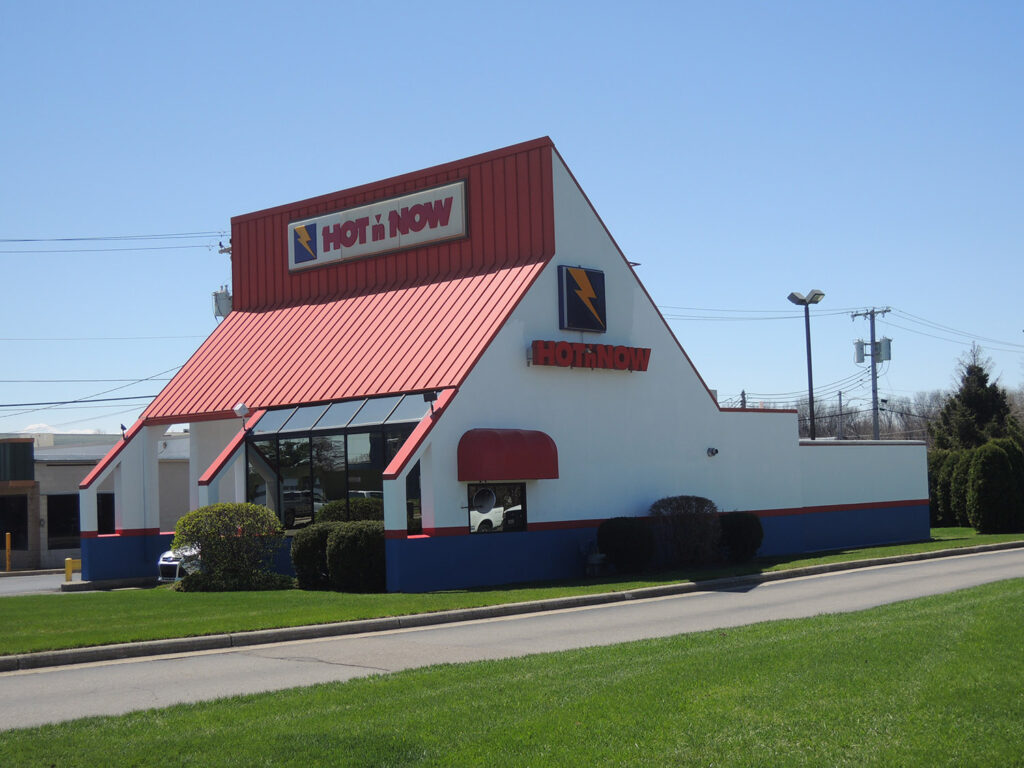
295, 225, 315, 259
568, 267, 604, 328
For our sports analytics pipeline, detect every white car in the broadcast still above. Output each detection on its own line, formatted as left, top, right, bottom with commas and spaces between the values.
156, 547, 199, 582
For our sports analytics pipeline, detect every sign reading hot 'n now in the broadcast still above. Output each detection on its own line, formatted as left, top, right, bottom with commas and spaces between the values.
287, 181, 467, 271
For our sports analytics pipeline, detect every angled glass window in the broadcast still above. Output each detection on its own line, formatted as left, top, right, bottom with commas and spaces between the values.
280, 403, 329, 434
349, 395, 402, 428
315, 399, 365, 431
251, 407, 295, 436
385, 394, 431, 425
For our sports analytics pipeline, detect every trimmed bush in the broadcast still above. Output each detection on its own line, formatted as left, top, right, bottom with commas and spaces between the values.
318, 496, 384, 523
927, 449, 951, 526
649, 495, 721, 567
935, 450, 960, 526
291, 521, 344, 589
171, 503, 287, 591
990, 437, 1024, 526
597, 517, 655, 574
326, 520, 386, 592
967, 442, 1019, 533
718, 512, 764, 563
950, 451, 973, 526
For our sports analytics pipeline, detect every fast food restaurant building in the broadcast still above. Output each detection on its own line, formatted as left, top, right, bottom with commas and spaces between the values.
78, 138, 929, 591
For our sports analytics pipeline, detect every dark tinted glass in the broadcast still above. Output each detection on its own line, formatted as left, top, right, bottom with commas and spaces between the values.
385, 394, 430, 424
281, 404, 329, 433
251, 408, 295, 435
349, 396, 402, 427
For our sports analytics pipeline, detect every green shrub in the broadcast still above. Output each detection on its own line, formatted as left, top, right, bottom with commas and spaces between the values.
326, 520, 386, 592
597, 517, 655, 573
649, 495, 721, 567
718, 512, 764, 563
291, 521, 344, 589
318, 496, 384, 523
171, 503, 287, 591
950, 451, 973, 526
967, 442, 1019, 533
935, 450, 960, 526
990, 437, 1024, 525
927, 449, 951, 525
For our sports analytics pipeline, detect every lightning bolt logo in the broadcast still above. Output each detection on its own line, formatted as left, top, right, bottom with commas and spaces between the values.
568, 267, 605, 328
294, 225, 316, 262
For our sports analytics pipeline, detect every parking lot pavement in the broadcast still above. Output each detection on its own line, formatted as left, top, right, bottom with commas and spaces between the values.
0, 572, 77, 596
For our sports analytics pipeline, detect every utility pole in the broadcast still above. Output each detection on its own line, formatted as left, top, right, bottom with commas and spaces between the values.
852, 307, 891, 440
837, 391, 844, 440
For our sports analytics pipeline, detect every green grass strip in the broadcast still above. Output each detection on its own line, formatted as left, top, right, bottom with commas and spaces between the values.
1, 527, 1021, 656
3, 579, 1022, 766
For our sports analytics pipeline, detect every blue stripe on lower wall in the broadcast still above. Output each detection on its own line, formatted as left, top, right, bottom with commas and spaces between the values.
80, 503, 930, 589
81, 533, 174, 581
757, 503, 930, 557
386, 503, 931, 592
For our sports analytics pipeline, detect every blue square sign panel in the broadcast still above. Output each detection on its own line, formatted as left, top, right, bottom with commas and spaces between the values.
558, 265, 606, 333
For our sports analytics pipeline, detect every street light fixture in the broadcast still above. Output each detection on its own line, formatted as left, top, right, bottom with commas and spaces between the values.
787, 289, 825, 440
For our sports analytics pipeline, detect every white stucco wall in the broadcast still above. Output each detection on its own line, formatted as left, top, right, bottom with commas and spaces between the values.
409, 155, 926, 531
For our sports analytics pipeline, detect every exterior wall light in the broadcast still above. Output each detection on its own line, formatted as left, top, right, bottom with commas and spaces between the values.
707, 447, 719, 457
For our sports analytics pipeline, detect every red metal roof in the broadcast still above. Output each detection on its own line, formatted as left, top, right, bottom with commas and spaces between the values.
142, 263, 544, 422
457, 428, 559, 482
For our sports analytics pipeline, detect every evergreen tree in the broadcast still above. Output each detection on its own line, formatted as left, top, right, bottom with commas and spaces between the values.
929, 345, 1018, 450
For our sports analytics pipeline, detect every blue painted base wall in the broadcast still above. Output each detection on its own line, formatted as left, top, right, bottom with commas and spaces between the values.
81, 533, 174, 581
387, 527, 599, 593
81, 504, 930, 590
81, 534, 295, 582
386, 503, 931, 592
757, 504, 930, 557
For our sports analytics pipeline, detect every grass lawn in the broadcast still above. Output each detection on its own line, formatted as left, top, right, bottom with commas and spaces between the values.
3, 578, 1022, 766
1, 526, 1021, 656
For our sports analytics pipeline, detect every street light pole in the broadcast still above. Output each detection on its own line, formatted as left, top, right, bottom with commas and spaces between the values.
787, 289, 825, 440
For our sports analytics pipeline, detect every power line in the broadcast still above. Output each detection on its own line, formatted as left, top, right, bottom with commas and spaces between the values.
0, 395, 156, 408
0, 244, 215, 254
0, 231, 224, 243
0, 336, 203, 342
0, 378, 174, 383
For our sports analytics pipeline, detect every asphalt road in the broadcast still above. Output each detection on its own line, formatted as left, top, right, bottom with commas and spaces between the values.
2, 548, 1023, 731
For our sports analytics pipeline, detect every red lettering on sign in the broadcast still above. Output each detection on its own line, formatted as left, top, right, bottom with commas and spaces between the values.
554, 342, 573, 367
532, 340, 556, 366
629, 347, 651, 371
322, 224, 344, 253
388, 197, 456, 238
530, 340, 651, 372
571, 343, 586, 367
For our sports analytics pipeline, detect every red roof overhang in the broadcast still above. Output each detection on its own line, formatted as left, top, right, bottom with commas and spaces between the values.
141, 263, 544, 423
457, 429, 559, 482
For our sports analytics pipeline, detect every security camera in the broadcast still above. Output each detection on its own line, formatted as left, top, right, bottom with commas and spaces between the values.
706, 447, 719, 457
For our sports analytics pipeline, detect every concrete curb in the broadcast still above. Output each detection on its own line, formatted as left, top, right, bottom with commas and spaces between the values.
4, 539, 1023, 674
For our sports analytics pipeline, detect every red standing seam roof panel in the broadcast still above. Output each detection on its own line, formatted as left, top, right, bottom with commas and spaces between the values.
141, 263, 545, 422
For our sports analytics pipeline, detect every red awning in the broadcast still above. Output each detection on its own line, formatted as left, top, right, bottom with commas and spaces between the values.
457, 429, 558, 482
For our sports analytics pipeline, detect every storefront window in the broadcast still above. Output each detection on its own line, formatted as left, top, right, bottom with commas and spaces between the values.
245, 396, 426, 531
278, 437, 312, 528
0, 495, 29, 549
246, 438, 279, 516
97, 493, 115, 534
46, 494, 80, 549
312, 434, 347, 509
467, 483, 527, 534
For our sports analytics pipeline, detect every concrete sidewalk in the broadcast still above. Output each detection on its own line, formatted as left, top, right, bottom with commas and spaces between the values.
3, 539, 1023, 674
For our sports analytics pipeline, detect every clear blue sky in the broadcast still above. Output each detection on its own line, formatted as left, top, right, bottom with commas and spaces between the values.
2, 1, 1021, 434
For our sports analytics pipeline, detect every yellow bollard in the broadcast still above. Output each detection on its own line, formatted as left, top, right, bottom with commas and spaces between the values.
5, 531, 10, 572
64, 557, 82, 583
